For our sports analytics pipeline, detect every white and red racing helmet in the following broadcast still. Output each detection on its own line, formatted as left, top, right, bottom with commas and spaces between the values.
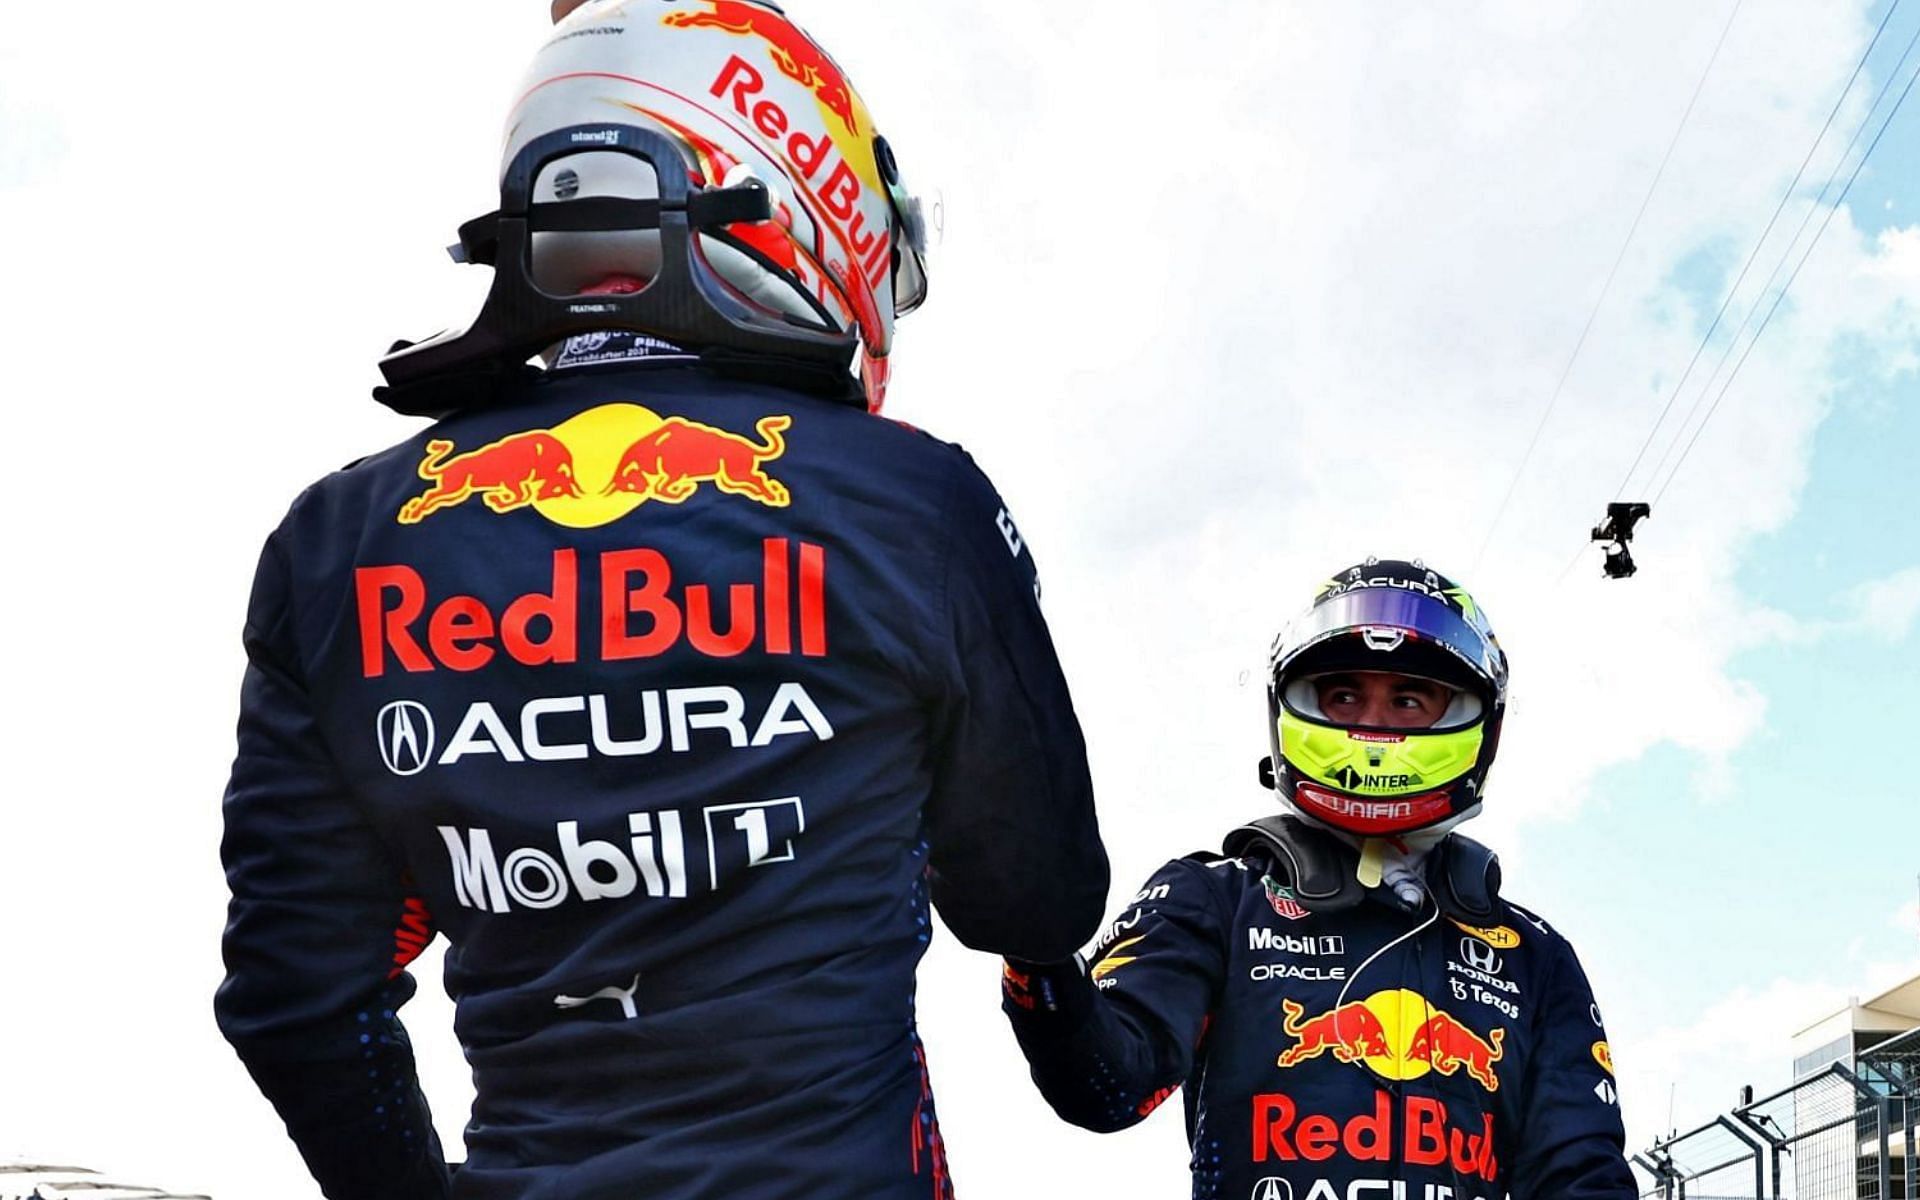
507, 0, 928, 411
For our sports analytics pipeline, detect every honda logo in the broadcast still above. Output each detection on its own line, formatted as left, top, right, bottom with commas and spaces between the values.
376, 701, 436, 777
1460, 936, 1503, 975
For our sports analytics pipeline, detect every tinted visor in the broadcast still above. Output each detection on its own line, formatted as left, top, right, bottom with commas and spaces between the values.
873, 135, 929, 316
1275, 588, 1504, 701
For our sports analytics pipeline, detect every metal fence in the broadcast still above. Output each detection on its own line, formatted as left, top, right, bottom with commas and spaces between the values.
1635, 1025, 1919, 1200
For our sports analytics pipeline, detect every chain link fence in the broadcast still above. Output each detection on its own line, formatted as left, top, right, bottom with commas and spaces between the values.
1635, 1026, 1920, 1200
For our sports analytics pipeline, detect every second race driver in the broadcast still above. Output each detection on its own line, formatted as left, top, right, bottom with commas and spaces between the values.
1001, 559, 1635, 1200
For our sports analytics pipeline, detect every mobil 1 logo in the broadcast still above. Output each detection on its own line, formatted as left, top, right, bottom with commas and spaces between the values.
704, 797, 806, 889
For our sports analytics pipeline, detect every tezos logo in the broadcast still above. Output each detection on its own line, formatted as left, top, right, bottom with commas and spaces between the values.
377, 701, 436, 776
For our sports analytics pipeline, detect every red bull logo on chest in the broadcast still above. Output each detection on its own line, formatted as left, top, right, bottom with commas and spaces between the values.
1252, 1089, 1500, 1185
1276, 989, 1505, 1093
398, 404, 792, 530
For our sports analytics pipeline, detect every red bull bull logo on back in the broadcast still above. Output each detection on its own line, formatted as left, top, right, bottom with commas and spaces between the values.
397, 404, 793, 530
399, 433, 585, 524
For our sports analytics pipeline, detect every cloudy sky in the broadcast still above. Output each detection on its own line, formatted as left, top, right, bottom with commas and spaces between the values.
1, 0, 1915, 1196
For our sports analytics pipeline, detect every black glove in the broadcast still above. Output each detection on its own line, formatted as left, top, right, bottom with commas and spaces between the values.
1001, 955, 1097, 1024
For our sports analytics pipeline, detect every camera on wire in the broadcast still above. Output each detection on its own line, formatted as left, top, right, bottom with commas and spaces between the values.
1590, 502, 1652, 580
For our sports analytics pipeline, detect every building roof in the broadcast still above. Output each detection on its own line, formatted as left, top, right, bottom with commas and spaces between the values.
1791, 967, 1920, 1043
1862, 970, 1920, 1022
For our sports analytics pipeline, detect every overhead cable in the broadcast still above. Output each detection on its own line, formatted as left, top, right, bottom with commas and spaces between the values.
1611, 0, 1911, 501
1468, 0, 1746, 575
1651, 51, 1920, 505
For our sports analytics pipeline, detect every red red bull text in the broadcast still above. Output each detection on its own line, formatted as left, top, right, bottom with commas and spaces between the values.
1251, 1091, 1499, 1185
705, 57, 889, 291
356, 539, 827, 677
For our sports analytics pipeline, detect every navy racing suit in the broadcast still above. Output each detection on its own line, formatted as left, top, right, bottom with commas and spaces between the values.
1002, 846, 1634, 1200
215, 339, 1109, 1200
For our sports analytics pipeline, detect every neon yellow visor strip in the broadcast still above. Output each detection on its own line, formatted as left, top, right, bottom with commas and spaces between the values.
1279, 712, 1485, 798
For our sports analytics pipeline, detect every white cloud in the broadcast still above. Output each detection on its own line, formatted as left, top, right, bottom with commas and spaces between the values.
1620, 976, 1842, 1130
1895, 898, 1920, 936
1847, 565, 1920, 638
1746, 563, 1920, 645
1868, 223, 1920, 281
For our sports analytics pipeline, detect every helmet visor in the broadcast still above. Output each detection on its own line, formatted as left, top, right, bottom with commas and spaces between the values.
1279, 711, 1487, 798
1274, 587, 1505, 703
874, 136, 930, 317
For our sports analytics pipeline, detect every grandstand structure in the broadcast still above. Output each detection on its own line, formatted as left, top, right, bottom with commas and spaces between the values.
1636, 971, 1920, 1199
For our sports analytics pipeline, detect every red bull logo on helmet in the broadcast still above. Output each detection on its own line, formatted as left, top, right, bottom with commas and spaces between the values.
666, 0, 894, 303
398, 404, 791, 529
665, 1, 866, 139
1275, 989, 1505, 1093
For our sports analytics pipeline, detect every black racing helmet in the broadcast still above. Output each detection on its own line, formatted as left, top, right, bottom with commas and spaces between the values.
1262, 558, 1510, 837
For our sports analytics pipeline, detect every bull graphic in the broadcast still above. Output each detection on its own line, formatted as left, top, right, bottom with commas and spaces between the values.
603, 414, 792, 507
